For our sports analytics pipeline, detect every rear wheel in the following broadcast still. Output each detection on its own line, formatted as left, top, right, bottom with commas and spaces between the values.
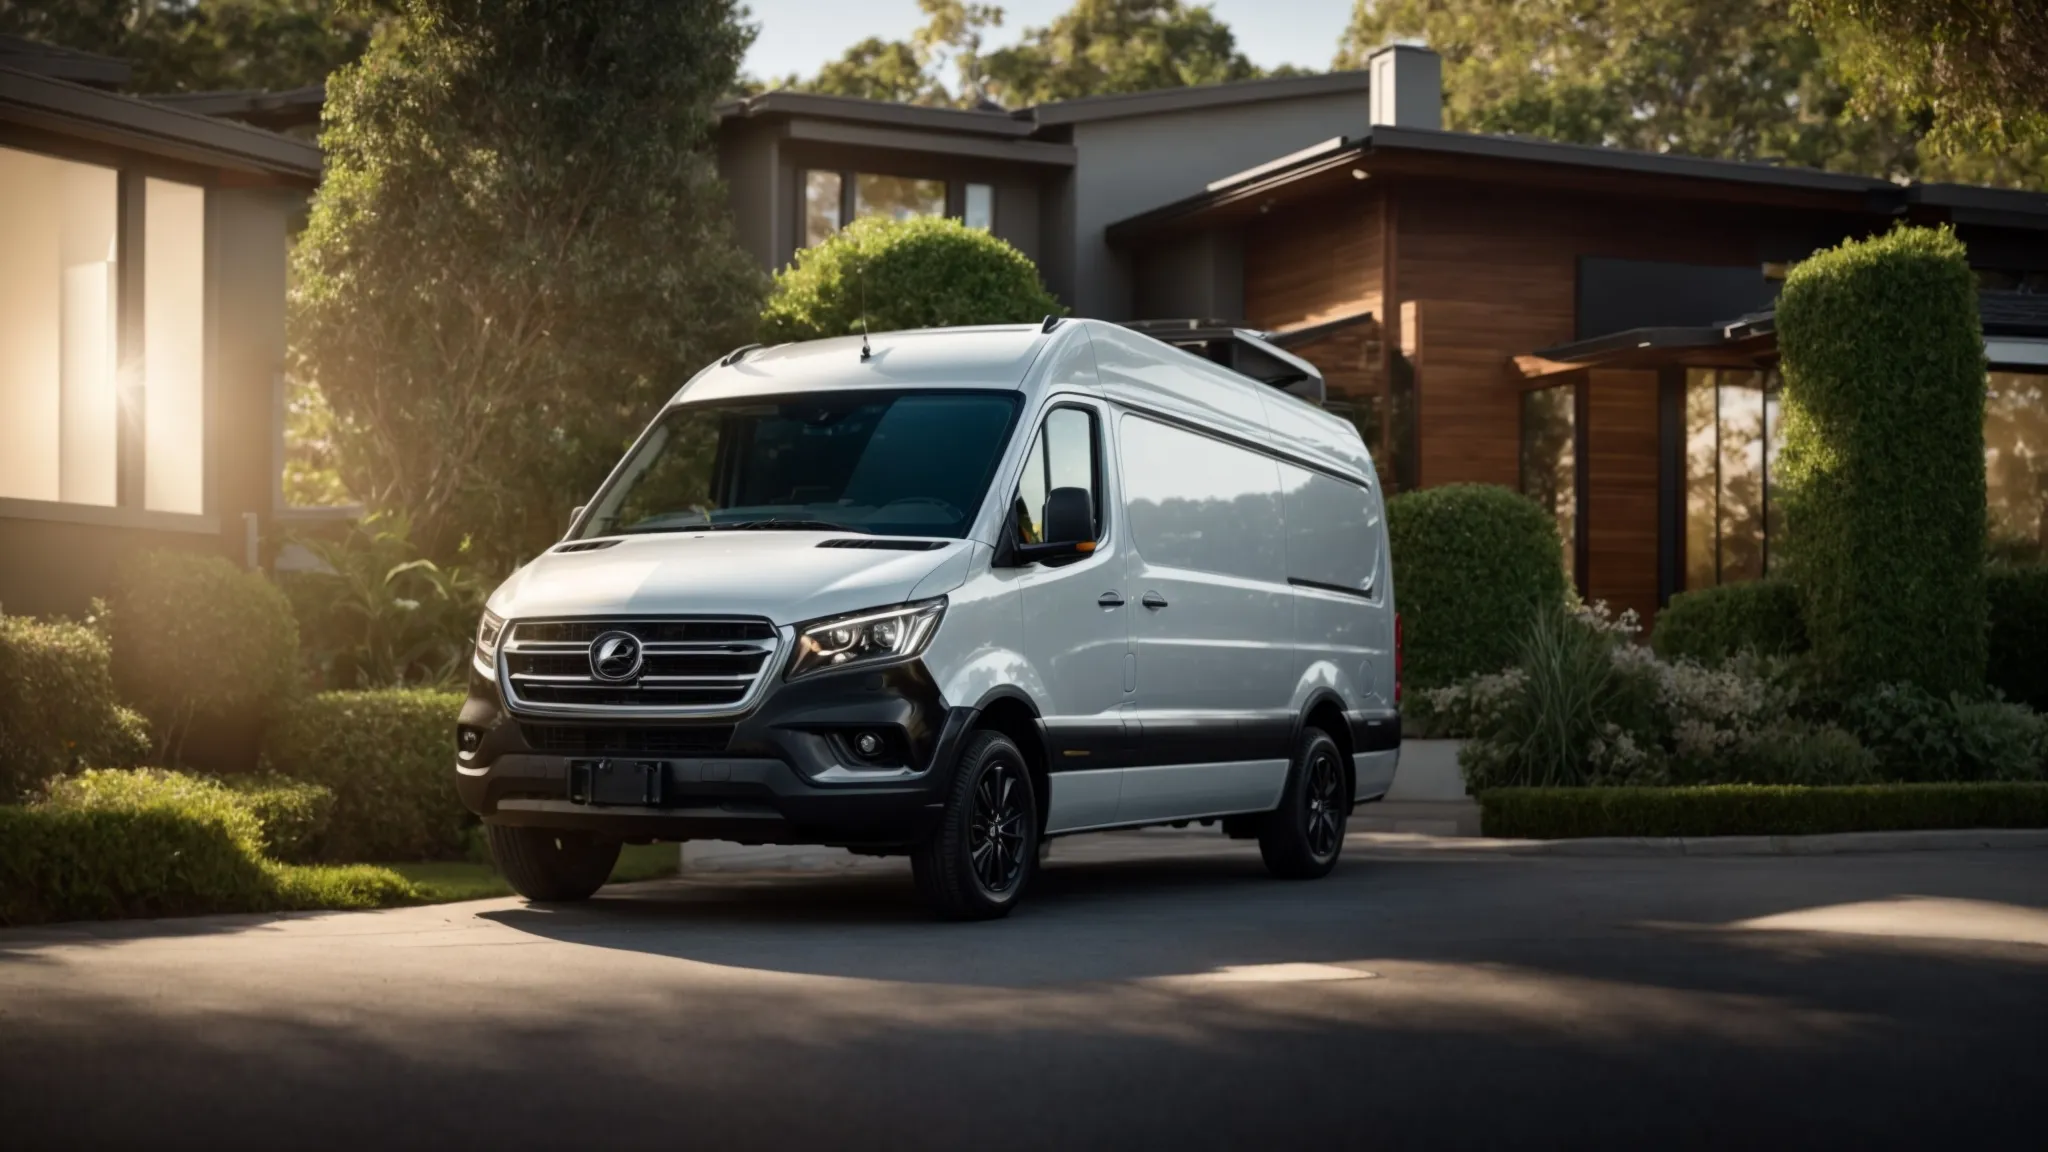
1258, 727, 1349, 879
912, 730, 1039, 920
485, 824, 621, 903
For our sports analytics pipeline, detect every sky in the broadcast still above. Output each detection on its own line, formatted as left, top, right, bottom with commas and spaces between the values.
741, 0, 1359, 85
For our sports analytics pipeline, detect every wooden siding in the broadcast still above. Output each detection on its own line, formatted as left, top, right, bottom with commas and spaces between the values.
1244, 189, 1381, 332
1586, 369, 1662, 630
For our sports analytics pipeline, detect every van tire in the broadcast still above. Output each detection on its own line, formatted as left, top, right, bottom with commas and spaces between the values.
912, 730, 1039, 920
1258, 727, 1349, 879
485, 824, 621, 903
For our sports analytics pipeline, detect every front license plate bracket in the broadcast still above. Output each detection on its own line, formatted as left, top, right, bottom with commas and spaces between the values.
568, 759, 667, 807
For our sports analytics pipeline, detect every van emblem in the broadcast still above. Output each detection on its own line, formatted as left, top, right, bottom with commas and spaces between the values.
589, 631, 644, 682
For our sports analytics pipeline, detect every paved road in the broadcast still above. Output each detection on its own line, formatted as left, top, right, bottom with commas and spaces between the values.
3, 836, 2045, 1150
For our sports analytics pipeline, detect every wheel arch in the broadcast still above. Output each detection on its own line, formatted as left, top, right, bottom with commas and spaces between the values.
1295, 690, 1355, 808
967, 688, 1050, 836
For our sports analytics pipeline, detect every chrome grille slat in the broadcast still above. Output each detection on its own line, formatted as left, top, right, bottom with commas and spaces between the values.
498, 617, 782, 718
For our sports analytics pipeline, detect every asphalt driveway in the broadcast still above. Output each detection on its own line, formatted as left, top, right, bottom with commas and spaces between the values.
2, 835, 2044, 1150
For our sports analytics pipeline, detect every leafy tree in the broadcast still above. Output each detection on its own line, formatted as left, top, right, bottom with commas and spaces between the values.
982, 0, 1261, 105
0, 0, 390, 93
759, 215, 1061, 343
290, 0, 767, 568
1795, 0, 2048, 144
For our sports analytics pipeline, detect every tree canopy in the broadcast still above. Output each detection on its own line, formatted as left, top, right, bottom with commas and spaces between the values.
759, 216, 1062, 343
1795, 0, 2048, 145
290, 0, 766, 567
0, 0, 390, 93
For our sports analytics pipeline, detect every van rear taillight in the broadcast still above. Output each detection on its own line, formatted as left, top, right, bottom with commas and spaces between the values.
1394, 613, 1403, 705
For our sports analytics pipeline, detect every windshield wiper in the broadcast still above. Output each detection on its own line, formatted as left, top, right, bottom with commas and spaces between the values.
704, 519, 870, 534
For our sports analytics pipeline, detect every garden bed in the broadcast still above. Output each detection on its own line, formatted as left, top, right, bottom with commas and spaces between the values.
1478, 783, 2048, 840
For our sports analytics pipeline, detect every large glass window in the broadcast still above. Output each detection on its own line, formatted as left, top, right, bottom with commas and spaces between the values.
804, 171, 842, 250
963, 183, 994, 231
1987, 369, 2048, 562
145, 178, 206, 514
581, 391, 1021, 539
855, 174, 945, 222
1520, 383, 1577, 585
0, 146, 120, 506
1684, 368, 1781, 588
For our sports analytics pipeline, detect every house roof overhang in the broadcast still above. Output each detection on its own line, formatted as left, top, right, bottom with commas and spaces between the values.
1030, 71, 1371, 126
149, 85, 325, 132
0, 35, 131, 88
0, 66, 321, 182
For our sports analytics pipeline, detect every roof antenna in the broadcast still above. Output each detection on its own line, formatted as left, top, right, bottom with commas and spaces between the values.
858, 260, 872, 362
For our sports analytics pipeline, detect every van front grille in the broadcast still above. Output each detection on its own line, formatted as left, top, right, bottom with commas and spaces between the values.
498, 617, 781, 717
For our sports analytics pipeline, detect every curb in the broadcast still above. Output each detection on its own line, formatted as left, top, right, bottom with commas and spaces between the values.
1358, 827, 2048, 858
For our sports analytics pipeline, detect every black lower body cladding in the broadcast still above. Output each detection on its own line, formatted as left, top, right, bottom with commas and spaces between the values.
453, 659, 974, 848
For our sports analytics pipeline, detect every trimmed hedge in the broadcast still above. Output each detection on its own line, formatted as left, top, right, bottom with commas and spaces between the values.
0, 612, 150, 801
1478, 782, 2048, 840
262, 689, 469, 861
1, 770, 412, 926
759, 215, 1062, 342
1774, 226, 1988, 697
1650, 579, 1808, 665
1387, 483, 1569, 690
42, 768, 338, 864
112, 549, 299, 762
1987, 564, 2048, 711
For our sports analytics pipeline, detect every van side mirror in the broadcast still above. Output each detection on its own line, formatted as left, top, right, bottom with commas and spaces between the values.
568, 504, 587, 535
1009, 486, 1097, 565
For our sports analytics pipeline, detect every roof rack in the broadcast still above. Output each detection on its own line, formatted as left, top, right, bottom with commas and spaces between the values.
1118, 320, 1326, 405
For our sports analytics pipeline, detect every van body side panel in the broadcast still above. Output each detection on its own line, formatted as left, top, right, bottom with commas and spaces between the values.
1113, 760, 1289, 825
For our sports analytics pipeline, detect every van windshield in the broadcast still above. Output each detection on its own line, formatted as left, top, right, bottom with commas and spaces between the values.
578, 390, 1022, 540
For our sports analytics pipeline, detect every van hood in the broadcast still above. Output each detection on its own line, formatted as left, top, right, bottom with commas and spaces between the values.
485, 532, 974, 628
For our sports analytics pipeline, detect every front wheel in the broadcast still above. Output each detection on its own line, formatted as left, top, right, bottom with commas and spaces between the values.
1258, 727, 1349, 879
485, 824, 621, 903
912, 730, 1039, 920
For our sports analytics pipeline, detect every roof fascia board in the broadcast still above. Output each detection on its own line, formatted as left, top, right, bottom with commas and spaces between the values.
0, 35, 131, 87
781, 117, 1076, 166
1031, 70, 1371, 126
1103, 143, 1365, 244
0, 67, 320, 178
724, 91, 1035, 138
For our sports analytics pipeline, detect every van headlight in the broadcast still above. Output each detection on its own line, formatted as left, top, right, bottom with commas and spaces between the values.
788, 599, 945, 680
474, 610, 505, 676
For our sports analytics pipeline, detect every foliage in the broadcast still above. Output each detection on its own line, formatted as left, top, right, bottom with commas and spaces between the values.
0, 0, 393, 95
1834, 683, 2048, 782
1651, 579, 1809, 665
1385, 483, 1569, 691
1477, 782, 2048, 839
110, 550, 300, 764
1987, 564, 2048, 710
291, 0, 767, 568
0, 610, 149, 801
1795, 0, 2048, 147
281, 373, 354, 506
760, 215, 1063, 342
281, 512, 488, 690
42, 768, 338, 864
261, 689, 470, 861
1, 768, 412, 926
1774, 226, 1988, 697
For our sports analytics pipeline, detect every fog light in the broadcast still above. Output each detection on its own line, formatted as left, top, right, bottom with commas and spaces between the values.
854, 731, 884, 759
458, 726, 482, 754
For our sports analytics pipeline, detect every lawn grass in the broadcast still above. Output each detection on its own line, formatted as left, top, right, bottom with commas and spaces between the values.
387, 842, 679, 903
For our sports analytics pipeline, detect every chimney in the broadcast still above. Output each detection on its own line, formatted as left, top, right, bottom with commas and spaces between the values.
1367, 44, 1442, 131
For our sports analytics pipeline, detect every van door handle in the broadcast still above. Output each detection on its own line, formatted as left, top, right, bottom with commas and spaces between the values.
1097, 592, 1125, 608
1141, 592, 1169, 609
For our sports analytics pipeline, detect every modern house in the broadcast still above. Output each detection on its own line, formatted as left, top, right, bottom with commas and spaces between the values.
0, 36, 320, 617
719, 45, 2048, 628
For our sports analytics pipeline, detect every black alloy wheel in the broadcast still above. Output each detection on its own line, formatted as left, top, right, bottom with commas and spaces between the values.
913, 730, 1040, 920
1259, 726, 1349, 879
969, 759, 1031, 896
1304, 744, 1346, 860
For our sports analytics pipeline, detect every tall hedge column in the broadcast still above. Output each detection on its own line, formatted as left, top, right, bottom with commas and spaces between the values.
1774, 226, 1987, 696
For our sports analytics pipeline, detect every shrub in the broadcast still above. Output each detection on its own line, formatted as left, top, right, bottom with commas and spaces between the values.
1987, 564, 2048, 711
111, 550, 299, 762
292, 0, 766, 568
1774, 225, 1987, 697
1386, 483, 1569, 691
1837, 683, 2048, 783
1478, 782, 2048, 840
0, 611, 149, 800
1651, 579, 1808, 665
226, 776, 337, 864
282, 512, 488, 690
262, 689, 469, 861
759, 215, 1063, 343
42, 768, 339, 864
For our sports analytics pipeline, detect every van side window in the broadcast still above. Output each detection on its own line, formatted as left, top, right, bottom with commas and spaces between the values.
1014, 406, 1101, 544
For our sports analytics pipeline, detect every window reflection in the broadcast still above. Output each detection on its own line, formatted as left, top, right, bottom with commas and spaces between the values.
804, 171, 842, 249
855, 174, 945, 222
1987, 370, 2048, 562
1520, 384, 1577, 584
1684, 368, 1777, 588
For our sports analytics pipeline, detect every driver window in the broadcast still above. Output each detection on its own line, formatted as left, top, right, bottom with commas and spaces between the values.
1014, 406, 1101, 544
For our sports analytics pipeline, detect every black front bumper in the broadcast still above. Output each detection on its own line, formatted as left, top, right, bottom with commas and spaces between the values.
453, 659, 973, 848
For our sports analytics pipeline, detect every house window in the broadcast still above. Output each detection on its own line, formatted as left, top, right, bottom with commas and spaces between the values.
0, 146, 120, 506
963, 183, 993, 231
1683, 368, 1780, 589
1520, 383, 1579, 585
145, 178, 206, 514
804, 171, 843, 249
855, 174, 945, 222
801, 169, 954, 249
1986, 369, 2048, 562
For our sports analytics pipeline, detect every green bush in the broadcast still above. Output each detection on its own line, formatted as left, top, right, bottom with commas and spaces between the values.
759, 215, 1063, 343
1387, 483, 1569, 691
1837, 683, 2048, 783
1, 768, 414, 926
1651, 579, 1808, 665
1987, 564, 2048, 711
42, 768, 339, 864
281, 512, 487, 690
111, 550, 300, 762
0, 611, 149, 800
1774, 225, 1988, 697
225, 776, 336, 863
1478, 782, 2048, 840
262, 689, 468, 861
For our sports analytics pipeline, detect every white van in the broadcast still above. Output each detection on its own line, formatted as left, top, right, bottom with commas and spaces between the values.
456, 319, 1400, 919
